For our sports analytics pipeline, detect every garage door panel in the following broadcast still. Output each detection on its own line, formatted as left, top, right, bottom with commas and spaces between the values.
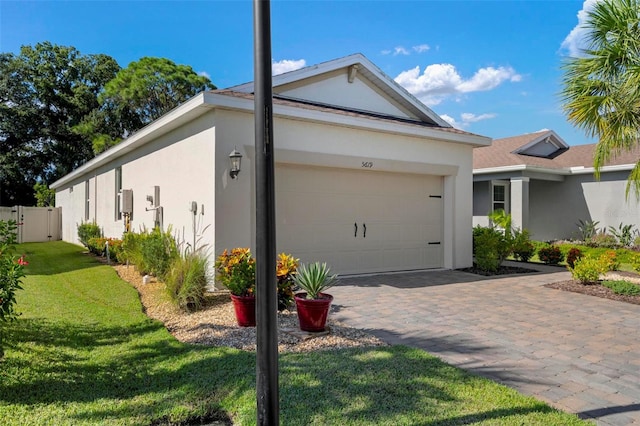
276, 165, 443, 274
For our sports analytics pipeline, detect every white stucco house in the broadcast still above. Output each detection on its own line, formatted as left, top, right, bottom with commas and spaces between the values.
473, 130, 640, 241
51, 53, 490, 275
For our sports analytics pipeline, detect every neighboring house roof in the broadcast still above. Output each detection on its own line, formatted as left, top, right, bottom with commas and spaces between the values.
473, 130, 640, 176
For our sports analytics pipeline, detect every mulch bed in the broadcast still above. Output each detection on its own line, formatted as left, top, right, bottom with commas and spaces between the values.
457, 265, 539, 276
545, 278, 640, 306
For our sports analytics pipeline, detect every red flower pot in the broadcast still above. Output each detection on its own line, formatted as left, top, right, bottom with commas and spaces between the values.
294, 293, 333, 332
230, 294, 256, 327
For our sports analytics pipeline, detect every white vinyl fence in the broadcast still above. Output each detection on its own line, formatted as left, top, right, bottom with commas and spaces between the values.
0, 206, 62, 243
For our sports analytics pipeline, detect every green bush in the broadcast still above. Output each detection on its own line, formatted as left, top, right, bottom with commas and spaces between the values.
77, 222, 102, 248
608, 223, 637, 248
512, 228, 534, 262
119, 227, 178, 279
0, 220, 26, 358
473, 226, 509, 273
165, 252, 209, 312
587, 232, 618, 249
140, 227, 178, 279
602, 280, 640, 295
569, 255, 607, 284
86, 237, 124, 263
632, 254, 640, 273
538, 245, 564, 265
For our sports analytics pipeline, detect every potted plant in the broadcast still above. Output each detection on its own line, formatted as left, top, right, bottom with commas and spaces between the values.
293, 262, 337, 332
215, 248, 256, 327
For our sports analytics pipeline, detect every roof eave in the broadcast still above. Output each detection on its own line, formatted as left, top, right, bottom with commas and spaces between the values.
51, 93, 212, 189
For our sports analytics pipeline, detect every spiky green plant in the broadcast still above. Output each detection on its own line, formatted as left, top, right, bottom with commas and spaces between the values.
292, 262, 337, 300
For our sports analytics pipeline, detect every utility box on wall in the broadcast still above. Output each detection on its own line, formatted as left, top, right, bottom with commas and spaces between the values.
120, 189, 133, 214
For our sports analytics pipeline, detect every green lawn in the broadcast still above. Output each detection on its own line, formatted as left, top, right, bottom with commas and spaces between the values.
0, 241, 589, 425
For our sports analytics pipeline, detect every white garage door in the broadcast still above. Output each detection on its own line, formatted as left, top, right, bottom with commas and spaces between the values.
276, 164, 443, 275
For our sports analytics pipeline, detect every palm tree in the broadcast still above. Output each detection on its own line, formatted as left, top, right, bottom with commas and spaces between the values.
560, 0, 640, 198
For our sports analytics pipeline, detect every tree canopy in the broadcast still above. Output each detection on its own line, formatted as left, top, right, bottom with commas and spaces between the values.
93, 57, 215, 153
0, 42, 120, 205
560, 0, 640, 199
0, 43, 216, 205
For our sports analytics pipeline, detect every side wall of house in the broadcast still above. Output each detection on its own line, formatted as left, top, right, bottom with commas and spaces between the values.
55, 113, 216, 250
529, 171, 640, 241
213, 109, 475, 269
472, 180, 491, 227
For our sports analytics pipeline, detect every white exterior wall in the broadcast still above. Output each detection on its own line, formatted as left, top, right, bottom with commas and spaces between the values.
213, 108, 474, 269
56, 113, 216, 249
277, 70, 415, 119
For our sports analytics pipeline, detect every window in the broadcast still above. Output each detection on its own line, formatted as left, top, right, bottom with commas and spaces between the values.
491, 182, 509, 213
115, 167, 122, 220
85, 180, 90, 221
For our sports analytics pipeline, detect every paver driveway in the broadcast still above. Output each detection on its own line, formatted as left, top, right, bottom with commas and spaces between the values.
331, 266, 640, 426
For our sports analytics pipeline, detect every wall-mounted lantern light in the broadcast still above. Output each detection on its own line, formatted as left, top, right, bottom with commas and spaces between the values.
229, 148, 243, 179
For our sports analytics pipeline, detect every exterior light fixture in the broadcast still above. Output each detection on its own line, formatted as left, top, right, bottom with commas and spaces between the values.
229, 148, 242, 179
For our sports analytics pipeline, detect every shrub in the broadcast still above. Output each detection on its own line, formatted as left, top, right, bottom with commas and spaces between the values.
121, 231, 143, 267
276, 253, 299, 311
632, 254, 640, 273
139, 227, 178, 279
576, 219, 599, 242
608, 223, 637, 248
512, 228, 535, 262
602, 280, 640, 296
77, 222, 102, 248
566, 247, 583, 269
601, 250, 620, 271
0, 220, 26, 358
587, 231, 618, 249
215, 248, 255, 297
538, 245, 564, 265
569, 255, 607, 284
165, 252, 209, 312
473, 226, 510, 273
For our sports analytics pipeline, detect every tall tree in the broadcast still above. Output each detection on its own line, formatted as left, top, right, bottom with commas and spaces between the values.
561, 0, 640, 198
0, 42, 120, 205
94, 57, 215, 153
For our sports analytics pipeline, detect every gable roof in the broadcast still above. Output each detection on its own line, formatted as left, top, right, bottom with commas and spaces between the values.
51, 55, 490, 190
230, 53, 452, 128
473, 130, 640, 175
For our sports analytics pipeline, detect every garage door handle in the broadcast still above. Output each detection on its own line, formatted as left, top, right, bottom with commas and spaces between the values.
354, 222, 358, 237
363, 223, 367, 238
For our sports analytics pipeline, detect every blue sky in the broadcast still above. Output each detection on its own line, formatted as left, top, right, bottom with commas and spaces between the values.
1, 0, 597, 144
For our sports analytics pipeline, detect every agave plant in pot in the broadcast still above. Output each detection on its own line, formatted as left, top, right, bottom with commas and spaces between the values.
293, 262, 337, 332
214, 248, 256, 327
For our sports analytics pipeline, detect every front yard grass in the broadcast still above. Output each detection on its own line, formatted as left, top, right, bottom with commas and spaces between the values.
1, 241, 588, 425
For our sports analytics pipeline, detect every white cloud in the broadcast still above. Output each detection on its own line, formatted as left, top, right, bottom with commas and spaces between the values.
461, 112, 496, 123
381, 49, 392, 55
198, 71, 211, 79
561, 0, 600, 57
441, 112, 497, 129
272, 59, 306, 75
394, 46, 410, 56
395, 63, 521, 106
413, 44, 430, 53
440, 114, 459, 127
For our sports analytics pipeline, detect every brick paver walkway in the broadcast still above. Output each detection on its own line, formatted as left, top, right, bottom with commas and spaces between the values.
331, 266, 640, 425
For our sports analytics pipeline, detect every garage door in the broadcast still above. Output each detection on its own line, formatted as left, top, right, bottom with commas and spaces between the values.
275, 164, 443, 275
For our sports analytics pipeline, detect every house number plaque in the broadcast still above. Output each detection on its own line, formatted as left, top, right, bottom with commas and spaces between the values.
361, 161, 374, 168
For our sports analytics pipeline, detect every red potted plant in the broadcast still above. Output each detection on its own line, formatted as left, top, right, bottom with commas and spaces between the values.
214, 248, 256, 327
293, 262, 337, 332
